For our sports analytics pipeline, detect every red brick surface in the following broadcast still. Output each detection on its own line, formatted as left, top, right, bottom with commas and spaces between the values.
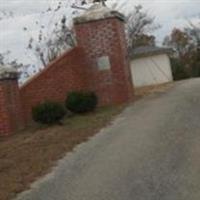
0, 79, 24, 136
0, 15, 134, 135
20, 47, 89, 124
75, 17, 134, 105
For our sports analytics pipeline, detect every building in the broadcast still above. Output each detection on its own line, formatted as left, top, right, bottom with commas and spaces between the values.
130, 46, 173, 87
0, 4, 134, 136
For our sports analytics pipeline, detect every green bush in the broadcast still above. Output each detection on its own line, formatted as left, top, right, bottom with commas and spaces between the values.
191, 62, 200, 77
170, 58, 190, 80
32, 101, 66, 124
65, 91, 98, 113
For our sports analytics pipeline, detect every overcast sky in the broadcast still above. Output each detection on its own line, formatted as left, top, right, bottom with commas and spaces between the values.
117, 0, 200, 43
0, 0, 199, 65
1, 0, 199, 41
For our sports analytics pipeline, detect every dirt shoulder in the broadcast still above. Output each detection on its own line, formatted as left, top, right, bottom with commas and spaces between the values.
135, 82, 174, 100
0, 106, 123, 200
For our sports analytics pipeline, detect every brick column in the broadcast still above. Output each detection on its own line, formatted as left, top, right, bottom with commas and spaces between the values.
0, 67, 24, 136
74, 4, 134, 106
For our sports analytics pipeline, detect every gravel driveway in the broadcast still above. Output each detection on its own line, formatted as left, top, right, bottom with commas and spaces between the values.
16, 78, 200, 200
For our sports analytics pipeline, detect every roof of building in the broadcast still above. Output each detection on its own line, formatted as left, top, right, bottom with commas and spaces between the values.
74, 3, 125, 24
130, 46, 172, 59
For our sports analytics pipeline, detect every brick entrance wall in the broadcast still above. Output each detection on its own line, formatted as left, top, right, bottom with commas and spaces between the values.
0, 7, 134, 136
20, 47, 89, 124
74, 17, 134, 105
0, 79, 23, 136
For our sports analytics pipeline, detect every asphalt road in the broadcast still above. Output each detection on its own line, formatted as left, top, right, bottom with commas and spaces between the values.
16, 79, 200, 200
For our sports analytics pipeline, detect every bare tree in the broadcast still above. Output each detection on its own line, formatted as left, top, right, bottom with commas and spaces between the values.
26, 0, 109, 68
127, 5, 160, 50
26, 14, 76, 67
163, 16, 200, 79
163, 28, 190, 57
185, 17, 200, 49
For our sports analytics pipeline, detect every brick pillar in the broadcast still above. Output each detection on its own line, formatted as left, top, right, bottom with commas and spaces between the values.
0, 67, 24, 136
74, 4, 134, 105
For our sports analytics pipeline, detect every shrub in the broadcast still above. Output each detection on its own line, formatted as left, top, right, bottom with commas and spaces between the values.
170, 58, 190, 80
32, 101, 66, 124
65, 91, 98, 113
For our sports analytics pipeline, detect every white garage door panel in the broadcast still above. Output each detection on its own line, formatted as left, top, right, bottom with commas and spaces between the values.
130, 54, 173, 87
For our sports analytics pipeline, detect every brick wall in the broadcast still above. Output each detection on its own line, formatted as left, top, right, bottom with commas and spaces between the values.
0, 10, 134, 135
74, 17, 134, 105
20, 47, 89, 124
0, 79, 23, 136
17, 16, 134, 126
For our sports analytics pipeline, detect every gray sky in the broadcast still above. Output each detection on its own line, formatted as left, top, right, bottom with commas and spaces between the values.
0, 0, 199, 65
1, 0, 199, 41
117, 0, 200, 43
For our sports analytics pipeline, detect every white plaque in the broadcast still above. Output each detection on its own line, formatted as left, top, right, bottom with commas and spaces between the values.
97, 56, 111, 71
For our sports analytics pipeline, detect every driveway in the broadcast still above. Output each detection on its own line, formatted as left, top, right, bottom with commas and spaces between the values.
16, 78, 200, 200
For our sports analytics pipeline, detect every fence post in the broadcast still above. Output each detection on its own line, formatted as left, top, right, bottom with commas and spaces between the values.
0, 66, 24, 136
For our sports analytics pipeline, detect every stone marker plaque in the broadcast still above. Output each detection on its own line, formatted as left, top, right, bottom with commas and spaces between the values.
97, 56, 111, 71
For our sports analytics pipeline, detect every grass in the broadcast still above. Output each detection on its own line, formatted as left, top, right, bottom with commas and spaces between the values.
0, 106, 124, 200
134, 82, 173, 100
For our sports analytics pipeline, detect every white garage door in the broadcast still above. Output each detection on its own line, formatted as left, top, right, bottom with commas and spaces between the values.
130, 54, 173, 88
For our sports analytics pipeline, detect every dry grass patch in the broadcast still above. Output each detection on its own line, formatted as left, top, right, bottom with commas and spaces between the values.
135, 82, 174, 100
0, 106, 124, 200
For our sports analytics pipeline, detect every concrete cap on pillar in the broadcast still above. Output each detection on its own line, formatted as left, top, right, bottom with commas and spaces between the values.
74, 4, 125, 24
0, 65, 19, 80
